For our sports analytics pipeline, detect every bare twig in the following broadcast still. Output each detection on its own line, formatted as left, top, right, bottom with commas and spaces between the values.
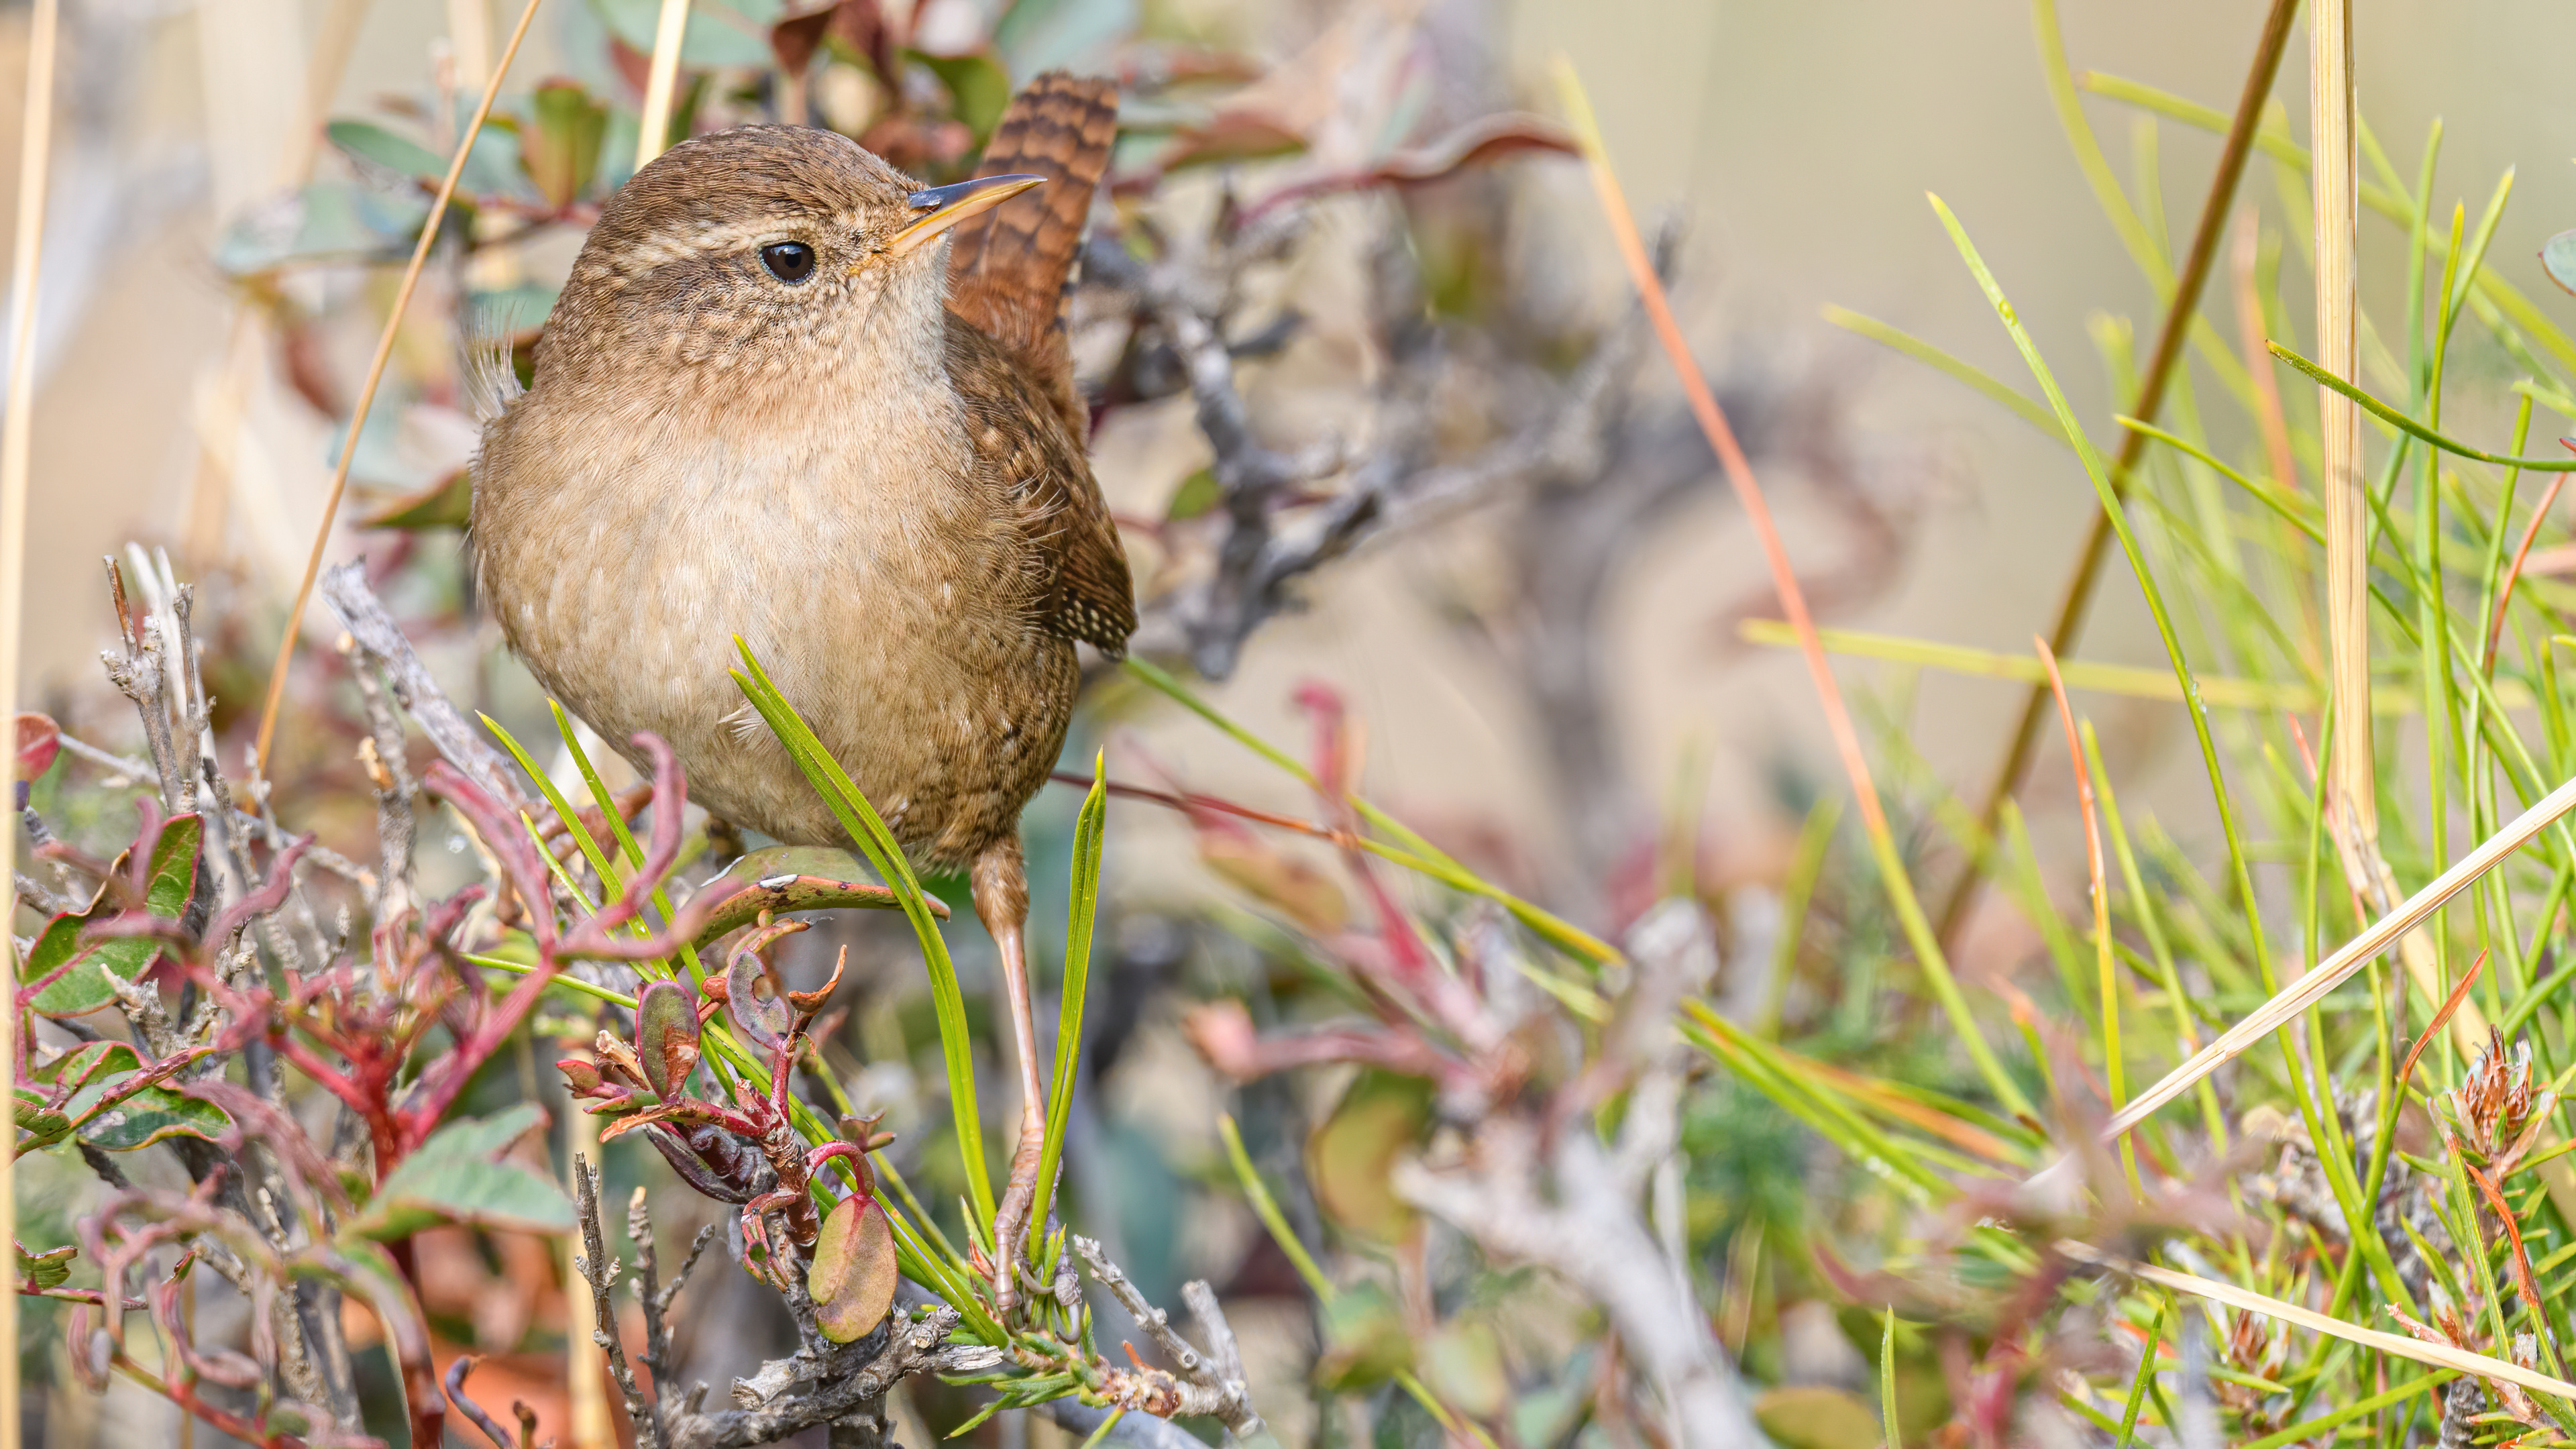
1071, 1236, 1261, 1434
574, 1156, 659, 1449
1942, 0, 2304, 947
1397, 1112, 1759, 1448
47, 727, 373, 885
345, 633, 418, 920
319, 561, 522, 804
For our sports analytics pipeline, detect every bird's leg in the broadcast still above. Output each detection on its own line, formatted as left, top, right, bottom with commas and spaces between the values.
973, 837, 1049, 1313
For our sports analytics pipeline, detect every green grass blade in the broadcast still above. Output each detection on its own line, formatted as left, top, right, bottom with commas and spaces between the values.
2239, 1374, 2447, 1449
2270, 341, 2576, 471
1930, 192, 2279, 1005
1217, 1113, 1332, 1301
2114, 416, 2323, 543
2115, 1300, 2163, 1449
1120, 655, 1621, 967
482, 712, 626, 902
1028, 755, 1106, 1254
1880, 1307, 1900, 1449
729, 642, 996, 1231
541, 700, 711, 988
1825, 306, 2069, 444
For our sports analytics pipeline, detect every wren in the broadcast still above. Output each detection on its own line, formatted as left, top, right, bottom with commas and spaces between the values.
470, 75, 1133, 1304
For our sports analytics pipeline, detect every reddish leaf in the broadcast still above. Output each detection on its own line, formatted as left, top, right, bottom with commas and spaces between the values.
807, 1191, 898, 1342
724, 922, 802, 1048
14, 713, 58, 785
771, 3, 836, 78
634, 981, 701, 1101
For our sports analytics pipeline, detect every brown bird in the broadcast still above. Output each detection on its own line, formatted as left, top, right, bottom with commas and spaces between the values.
470, 75, 1132, 1301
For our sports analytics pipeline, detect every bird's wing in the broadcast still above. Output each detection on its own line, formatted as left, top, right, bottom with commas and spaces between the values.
942, 71, 1118, 439
945, 316, 1136, 655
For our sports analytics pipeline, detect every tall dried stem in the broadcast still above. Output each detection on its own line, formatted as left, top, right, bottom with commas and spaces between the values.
249, 0, 547, 778
2312, 0, 2371, 837
0, 0, 62, 1441
635, 0, 692, 170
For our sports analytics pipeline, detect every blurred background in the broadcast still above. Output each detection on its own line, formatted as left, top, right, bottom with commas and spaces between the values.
11, 0, 2576, 1444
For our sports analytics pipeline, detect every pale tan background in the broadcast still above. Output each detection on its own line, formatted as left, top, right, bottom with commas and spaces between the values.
5, 0, 2576, 876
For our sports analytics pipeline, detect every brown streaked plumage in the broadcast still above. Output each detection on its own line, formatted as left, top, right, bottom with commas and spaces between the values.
470, 76, 1129, 1307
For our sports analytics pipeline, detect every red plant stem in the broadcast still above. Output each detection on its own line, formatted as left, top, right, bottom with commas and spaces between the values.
803, 1140, 874, 1204
402, 737, 693, 1151
1049, 770, 1356, 847
1557, 85, 1888, 849
108, 1353, 301, 1449
2396, 949, 2489, 1091
2486, 471, 2569, 674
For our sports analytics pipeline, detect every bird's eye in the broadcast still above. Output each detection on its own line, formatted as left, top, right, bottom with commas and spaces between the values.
760, 241, 816, 283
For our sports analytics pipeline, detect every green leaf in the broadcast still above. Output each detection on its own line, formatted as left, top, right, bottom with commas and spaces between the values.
1315, 1280, 1412, 1390
914, 50, 1013, 142
327, 119, 447, 183
359, 467, 473, 530
2545, 229, 2576, 298
730, 644, 994, 1231
1163, 467, 1222, 521
525, 80, 610, 209
583, 0, 774, 67
214, 182, 427, 275
1419, 1318, 1507, 1419
1028, 759, 1105, 1254
1305, 1069, 1432, 1242
1755, 1386, 1883, 1449
349, 1105, 573, 1241
992, 0, 1135, 78
808, 1191, 899, 1342
32, 815, 201, 1017
17, 1240, 73, 1291
13, 1091, 70, 1154
30, 1041, 229, 1151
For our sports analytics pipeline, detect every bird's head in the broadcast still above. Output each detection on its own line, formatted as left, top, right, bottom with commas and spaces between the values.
534, 125, 1040, 394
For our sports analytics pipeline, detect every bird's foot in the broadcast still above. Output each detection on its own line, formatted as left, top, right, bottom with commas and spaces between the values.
987, 1112, 1047, 1314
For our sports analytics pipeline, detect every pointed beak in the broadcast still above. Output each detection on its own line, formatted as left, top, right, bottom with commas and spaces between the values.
885, 174, 1046, 259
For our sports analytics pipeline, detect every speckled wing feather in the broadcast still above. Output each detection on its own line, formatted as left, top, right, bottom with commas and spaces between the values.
943, 71, 1118, 437
945, 317, 1135, 655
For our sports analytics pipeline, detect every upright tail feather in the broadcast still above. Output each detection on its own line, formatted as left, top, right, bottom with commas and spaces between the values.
943, 71, 1118, 436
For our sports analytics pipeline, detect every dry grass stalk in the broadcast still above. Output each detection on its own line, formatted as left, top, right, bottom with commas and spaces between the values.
249, 0, 548, 778
180, 0, 373, 566
1940, 0, 2302, 950
0, 0, 62, 1440
636, 0, 694, 172
2105, 768, 2576, 1136
2061, 1242, 2576, 1402
2311, 0, 2372, 839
